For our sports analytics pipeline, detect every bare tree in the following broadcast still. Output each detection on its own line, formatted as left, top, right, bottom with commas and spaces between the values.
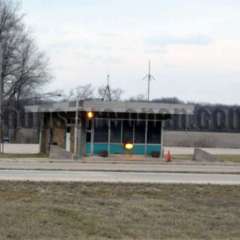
0, 0, 50, 143
68, 84, 95, 100
0, 0, 50, 104
98, 86, 123, 101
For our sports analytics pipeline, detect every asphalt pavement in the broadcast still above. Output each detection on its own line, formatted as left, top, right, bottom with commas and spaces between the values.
0, 161, 240, 174
0, 169, 240, 185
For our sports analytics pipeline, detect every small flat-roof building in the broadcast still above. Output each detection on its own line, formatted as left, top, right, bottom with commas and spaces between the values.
26, 100, 194, 159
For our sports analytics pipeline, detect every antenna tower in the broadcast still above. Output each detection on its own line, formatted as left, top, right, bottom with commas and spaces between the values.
102, 74, 112, 101
143, 60, 156, 101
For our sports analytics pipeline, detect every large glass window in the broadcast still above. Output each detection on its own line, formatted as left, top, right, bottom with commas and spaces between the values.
123, 120, 134, 143
92, 119, 162, 145
110, 120, 122, 143
94, 119, 109, 143
148, 121, 161, 144
135, 121, 146, 143
86, 120, 92, 143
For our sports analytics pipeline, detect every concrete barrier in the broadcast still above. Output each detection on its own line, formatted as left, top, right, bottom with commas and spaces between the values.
193, 148, 220, 162
3, 144, 39, 154
49, 145, 72, 160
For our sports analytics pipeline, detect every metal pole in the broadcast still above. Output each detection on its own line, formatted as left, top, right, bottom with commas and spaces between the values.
147, 60, 151, 101
120, 120, 123, 144
132, 121, 135, 144
160, 120, 164, 159
108, 119, 111, 155
79, 120, 82, 158
74, 99, 79, 159
39, 113, 44, 153
144, 117, 148, 156
90, 119, 94, 155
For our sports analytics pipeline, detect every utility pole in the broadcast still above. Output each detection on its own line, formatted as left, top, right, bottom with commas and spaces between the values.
143, 60, 156, 101
147, 61, 151, 101
74, 98, 79, 159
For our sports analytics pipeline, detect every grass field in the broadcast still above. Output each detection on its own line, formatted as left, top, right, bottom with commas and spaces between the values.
0, 182, 240, 240
217, 155, 240, 162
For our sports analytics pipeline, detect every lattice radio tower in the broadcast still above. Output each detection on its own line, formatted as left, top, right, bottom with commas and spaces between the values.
102, 74, 112, 101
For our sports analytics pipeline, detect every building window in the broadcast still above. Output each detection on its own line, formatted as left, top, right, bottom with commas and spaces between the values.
110, 120, 121, 143
148, 121, 161, 144
135, 121, 146, 143
123, 120, 134, 143
94, 119, 109, 143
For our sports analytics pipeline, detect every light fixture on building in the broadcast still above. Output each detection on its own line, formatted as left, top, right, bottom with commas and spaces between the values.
124, 143, 134, 150
87, 111, 94, 119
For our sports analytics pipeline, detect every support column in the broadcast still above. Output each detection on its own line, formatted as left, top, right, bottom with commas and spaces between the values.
133, 121, 135, 144
74, 116, 85, 160
80, 119, 85, 159
160, 120, 164, 160
79, 118, 86, 158
108, 119, 111, 155
120, 120, 123, 144
73, 100, 79, 160
144, 118, 148, 156
39, 113, 45, 154
90, 119, 94, 156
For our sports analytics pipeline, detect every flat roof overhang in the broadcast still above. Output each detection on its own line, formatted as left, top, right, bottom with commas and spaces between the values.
25, 100, 195, 115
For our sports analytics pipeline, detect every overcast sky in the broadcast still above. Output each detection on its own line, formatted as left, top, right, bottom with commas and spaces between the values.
21, 0, 240, 104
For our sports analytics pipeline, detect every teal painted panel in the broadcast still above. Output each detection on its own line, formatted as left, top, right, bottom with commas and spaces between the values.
132, 145, 145, 155
86, 143, 162, 156
146, 145, 161, 155
110, 144, 145, 155
94, 144, 108, 154
110, 144, 146, 155
110, 144, 124, 154
86, 143, 109, 155
86, 143, 108, 155
86, 143, 91, 155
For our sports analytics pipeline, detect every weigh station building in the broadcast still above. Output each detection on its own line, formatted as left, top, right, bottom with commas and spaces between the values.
26, 100, 194, 159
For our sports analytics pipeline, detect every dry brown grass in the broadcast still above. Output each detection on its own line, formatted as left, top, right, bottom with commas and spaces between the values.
0, 182, 240, 239
217, 155, 240, 162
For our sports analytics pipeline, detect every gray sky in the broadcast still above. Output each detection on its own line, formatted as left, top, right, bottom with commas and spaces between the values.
21, 0, 240, 104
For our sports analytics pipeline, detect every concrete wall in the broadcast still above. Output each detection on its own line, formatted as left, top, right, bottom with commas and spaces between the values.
3, 144, 39, 154
49, 145, 72, 159
164, 131, 240, 148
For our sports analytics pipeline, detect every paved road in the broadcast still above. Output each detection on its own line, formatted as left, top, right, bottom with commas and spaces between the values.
1, 161, 240, 174
1, 169, 240, 185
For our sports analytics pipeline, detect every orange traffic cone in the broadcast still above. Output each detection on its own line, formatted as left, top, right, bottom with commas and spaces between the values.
164, 151, 172, 162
